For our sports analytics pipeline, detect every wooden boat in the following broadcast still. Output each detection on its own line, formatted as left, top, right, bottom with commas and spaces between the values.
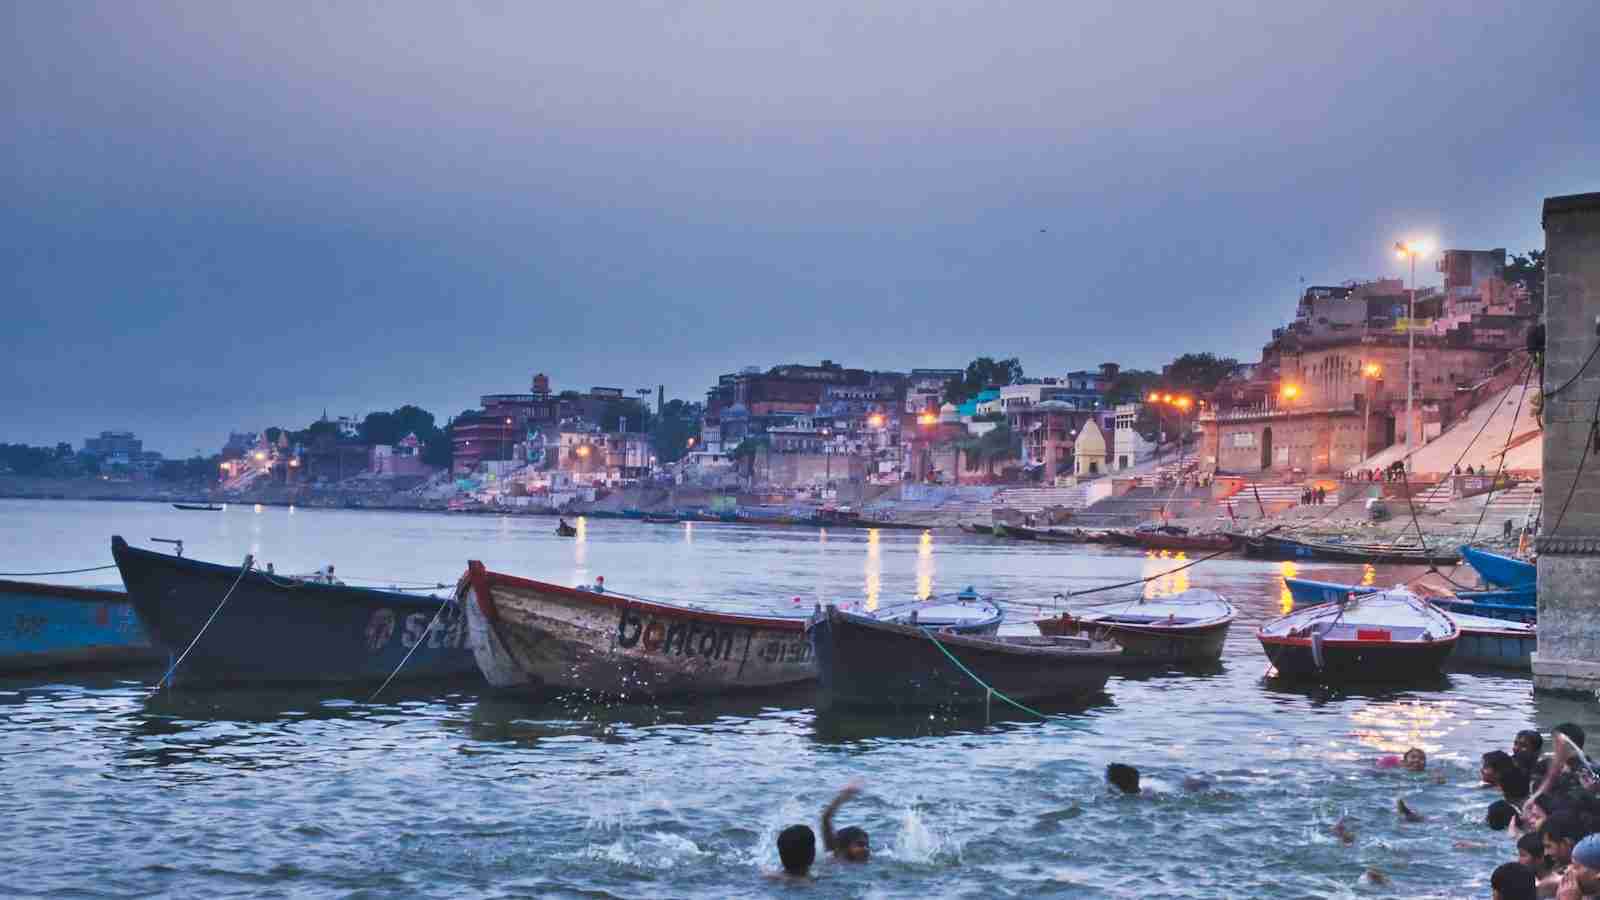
959, 523, 994, 535
172, 503, 222, 511
0, 579, 164, 673
1034, 589, 1235, 664
1460, 545, 1536, 589
1132, 531, 1239, 553
1242, 533, 1460, 565
1282, 577, 1534, 669
807, 604, 1121, 709
991, 523, 1036, 540
111, 536, 477, 686
554, 522, 577, 537
1431, 593, 1537, 625
1257, 588, 1458, 681
869, 590, 1004, 635
459, 562, 814, 697
642, 513, 682, 524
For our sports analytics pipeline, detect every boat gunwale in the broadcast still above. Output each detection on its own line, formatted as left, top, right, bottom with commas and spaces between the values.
465, 561, 807, 632
112, 536, 448, 610
816, 606, 1124, 660
1257, 594, 1459, 648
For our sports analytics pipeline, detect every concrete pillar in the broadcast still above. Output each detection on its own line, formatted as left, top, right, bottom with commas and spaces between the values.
1533, 191, 1600, 695
1043, 437, 1058, 483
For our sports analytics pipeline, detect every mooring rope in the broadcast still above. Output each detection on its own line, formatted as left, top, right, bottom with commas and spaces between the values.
919, 627, 1047, 721
151, 554, 253, 694
0, 564, 119, 577
366, 592, 454, 704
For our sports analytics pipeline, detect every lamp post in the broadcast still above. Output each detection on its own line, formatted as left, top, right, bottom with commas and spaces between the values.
1360, 363, 1382, 466
1394, 241, 1425, 470
504, 417, 513, 465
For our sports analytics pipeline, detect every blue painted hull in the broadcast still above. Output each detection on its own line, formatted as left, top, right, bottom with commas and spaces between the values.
1282, 577, 1534, 668
1460, 545, 1536, 589
112, 536, 480, 686
0, 579, 164, 673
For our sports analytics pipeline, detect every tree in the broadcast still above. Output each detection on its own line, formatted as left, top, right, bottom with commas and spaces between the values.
943, 357, 1025, 405
1106, 369, 1162, 404
1506, 250, 1545, 309
650, 399, 704, 464
1163, 353, 1238, 394
54, 442, 73, 458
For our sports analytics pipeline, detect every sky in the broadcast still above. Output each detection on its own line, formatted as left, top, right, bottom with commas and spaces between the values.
4, 1, 1597, 456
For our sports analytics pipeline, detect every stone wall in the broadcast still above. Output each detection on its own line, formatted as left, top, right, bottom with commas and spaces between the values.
1534, 191, 1600, 695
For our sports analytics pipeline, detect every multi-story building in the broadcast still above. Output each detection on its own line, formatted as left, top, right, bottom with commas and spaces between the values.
451, 374, 644, 474
83, 431, 142, 463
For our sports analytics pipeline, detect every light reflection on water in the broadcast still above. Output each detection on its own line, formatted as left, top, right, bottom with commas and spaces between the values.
0, 499, 1570, 900
1140, 550, 1190, 598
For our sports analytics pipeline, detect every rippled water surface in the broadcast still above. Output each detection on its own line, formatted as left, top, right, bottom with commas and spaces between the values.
1, 499, 1589, 898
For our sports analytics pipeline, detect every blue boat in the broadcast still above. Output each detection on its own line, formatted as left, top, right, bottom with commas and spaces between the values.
0, 578, 164, 673
111, 536, 481, 686
1460, 545, 1536, 589
1282, 577, 1535, 668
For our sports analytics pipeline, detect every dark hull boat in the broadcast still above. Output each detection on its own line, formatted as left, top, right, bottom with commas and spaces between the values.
1132, 532, 1239, 554
1460, 545, 1536, 589
111, 536, 477, 686
958, 523, 994, 535
460, 563, 816, 698
642, 514, 682, 524
1258, 588, 1458, 681
868, 592, 1005, 635
1431, 593, 1536, 625
1242, 534, 1460, 565
172, 503, 222, 511
555, 523, 577, 537
0, 579, 164, 673
1282, 577, 1534, 669
1035, 589, 1235, 664
807, 604, 1121, 710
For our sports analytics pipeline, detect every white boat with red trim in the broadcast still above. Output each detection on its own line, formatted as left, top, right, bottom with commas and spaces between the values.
1257, 587, 1458, 681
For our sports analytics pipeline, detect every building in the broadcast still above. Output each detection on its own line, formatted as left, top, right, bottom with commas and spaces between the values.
451, 374, 643, 474
1198, 267, 1537, 475
1074, 418, 1111, 478
906, 368, 962, 413
82, 431, 142, 463
1113, 403, 1154, 471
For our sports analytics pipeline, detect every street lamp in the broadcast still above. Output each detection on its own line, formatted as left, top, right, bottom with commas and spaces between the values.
1395, 240, 1427, 469
1360, 363, 1382, 465
504, 417, 513, 464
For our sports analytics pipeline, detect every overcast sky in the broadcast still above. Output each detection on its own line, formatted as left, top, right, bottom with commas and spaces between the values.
4, 1, 1595, 455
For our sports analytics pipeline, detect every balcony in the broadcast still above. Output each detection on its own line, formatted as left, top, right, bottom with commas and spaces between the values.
1199, 400, 1361, 424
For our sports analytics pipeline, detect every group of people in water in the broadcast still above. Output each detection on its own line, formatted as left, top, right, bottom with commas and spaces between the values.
773, 723, 1600, 894
1471, 722, 1600, 899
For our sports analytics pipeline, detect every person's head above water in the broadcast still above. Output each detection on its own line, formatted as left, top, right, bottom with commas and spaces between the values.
1483, 750, 1514, 785
777, 825, 816, 876
1515, 729, 1544, 759
1401, 747, 1426, 771
1499, 765, 1531, 802
1570, 834, 1600, 894
1106, 763, 1141, 794
1490, 862, 1537, 900
1555, 723, 1588, 750
1487, 799, 1518, 831
1542, 812, 1590, 864
835, 826, 870, 862
1518, 832, 1548, 871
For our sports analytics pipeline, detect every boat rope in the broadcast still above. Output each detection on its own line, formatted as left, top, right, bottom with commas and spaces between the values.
1064, 525, 1288, 599
366, 592, 454, 704
0, 564, 119, 577
919, 627, 1047, 721
150, 554, 253, 694
1543, 337, 1600, 399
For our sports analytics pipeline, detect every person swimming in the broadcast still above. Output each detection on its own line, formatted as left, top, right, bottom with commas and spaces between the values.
776, 824, 816, 878
1490, 862, 1537, 900
1106, 763, 1141, 795
821, 783, 870, 862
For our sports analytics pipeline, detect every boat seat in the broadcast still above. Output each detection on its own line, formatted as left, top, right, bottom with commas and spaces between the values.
1321, 624, 1430, 641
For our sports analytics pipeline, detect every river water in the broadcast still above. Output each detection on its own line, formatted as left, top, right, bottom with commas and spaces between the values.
0, 499, 1588, 898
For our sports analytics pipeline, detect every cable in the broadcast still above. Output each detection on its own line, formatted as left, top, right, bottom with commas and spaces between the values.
1543, 339, 1600, 399
1546, 385, 1600, 537
366, 593, 455, 703
920, 627, 1048, 720
0, 564, 119, 577
150, 555, 253, 693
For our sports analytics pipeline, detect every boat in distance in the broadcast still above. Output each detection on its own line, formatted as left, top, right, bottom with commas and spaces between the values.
0, 578, 164, 673
806, 604, 1122, 710
460, 563, 817, 698
1282, 577, 1533, 669
172, 503, 222, 511
1241, 533, 1460, 565
1034, 588, 1235, 664
111, 536, 478, 686
1257, 587, 1458, 681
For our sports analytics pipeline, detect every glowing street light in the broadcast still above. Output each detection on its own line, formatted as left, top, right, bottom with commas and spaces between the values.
917, 412, 937, 426
1363, 362, 1382, 378
1280, 384, 1300, 401
1394, 239, 1429, 469
253, 451, 266, 462
868, 414, 885, 428
1360, 363, 1383, 464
